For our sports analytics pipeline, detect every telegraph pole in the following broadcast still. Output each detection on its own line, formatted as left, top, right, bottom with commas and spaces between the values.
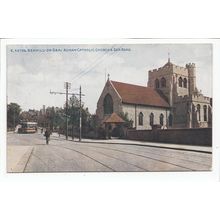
65, 82, 69, 140
50, 82, 71, 140
79, 86, 82, 141
50, 82, 85, 141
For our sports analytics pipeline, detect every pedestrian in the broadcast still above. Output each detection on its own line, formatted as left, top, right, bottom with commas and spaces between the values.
44, 128, 51, 145
58, 127, 61, 137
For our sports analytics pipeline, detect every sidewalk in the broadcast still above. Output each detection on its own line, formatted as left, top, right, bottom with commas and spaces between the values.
51, 133, 212, 153
80, 138, 212, 153
7, 145, 34, 173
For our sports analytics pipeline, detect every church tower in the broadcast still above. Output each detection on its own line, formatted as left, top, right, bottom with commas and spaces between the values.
147, 58, 174, 106
185, 63, 196, 95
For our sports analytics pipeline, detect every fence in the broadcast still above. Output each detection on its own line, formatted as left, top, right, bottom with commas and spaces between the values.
126, 128, 212, 146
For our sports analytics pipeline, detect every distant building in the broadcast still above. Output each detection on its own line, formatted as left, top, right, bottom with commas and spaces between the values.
96, 58, 212, 131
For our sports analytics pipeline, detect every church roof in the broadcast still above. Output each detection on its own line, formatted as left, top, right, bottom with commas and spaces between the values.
111, 80, 170, 108
103, 112, 125, 123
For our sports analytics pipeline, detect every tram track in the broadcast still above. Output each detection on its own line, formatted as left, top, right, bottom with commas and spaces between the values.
54, 143, 192, 171
81, 143, 211, 168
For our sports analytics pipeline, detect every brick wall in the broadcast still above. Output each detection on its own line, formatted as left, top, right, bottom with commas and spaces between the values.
126, 128, 212, 146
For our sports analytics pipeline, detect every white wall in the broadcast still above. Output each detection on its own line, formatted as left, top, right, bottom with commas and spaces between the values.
122, 103, 170, 130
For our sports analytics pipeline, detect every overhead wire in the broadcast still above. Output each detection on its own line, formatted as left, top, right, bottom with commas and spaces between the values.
72, 44, 123, 81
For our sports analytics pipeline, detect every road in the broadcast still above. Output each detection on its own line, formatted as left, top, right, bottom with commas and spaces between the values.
7, 132, 212, 172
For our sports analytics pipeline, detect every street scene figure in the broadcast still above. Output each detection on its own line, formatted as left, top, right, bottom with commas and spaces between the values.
44, 128, 51, 145
6, 43, 213, 173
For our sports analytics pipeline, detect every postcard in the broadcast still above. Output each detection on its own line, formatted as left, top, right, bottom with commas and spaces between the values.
4, 40, 213, 172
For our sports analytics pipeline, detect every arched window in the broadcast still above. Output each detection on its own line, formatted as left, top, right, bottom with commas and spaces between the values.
160, 113, 164, 126
155, 79, 159, 89
183, 78, 187, 88
161, 77, 166, 88
138, 112, 143, 126
168, 114, 173, 127
178, 77, 183, 87
197, 104, 201, 121
103, 94, 113, 115
203, 105, 207, 121
150, 113, 154, 126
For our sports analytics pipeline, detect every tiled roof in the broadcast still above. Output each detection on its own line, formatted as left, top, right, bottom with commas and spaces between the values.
103, 113, 125, 123
111, 80, 170, 108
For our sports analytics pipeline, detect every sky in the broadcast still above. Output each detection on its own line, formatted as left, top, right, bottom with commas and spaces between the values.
7, 44, 212, 114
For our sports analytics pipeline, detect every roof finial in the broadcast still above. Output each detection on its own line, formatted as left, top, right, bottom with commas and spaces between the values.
107, 73, 110, 80
168, 52, 170, 63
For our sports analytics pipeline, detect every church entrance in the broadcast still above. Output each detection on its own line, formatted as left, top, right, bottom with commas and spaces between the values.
106, 124, 112, 139
112, 125, 124, 138
102, 112, 125, 139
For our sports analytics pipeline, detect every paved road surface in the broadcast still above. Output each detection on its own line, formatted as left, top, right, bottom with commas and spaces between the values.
7, 132, 212, 172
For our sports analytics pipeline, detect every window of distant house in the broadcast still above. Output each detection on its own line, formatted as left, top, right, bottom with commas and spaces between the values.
178, 77, 183, 87
104, 94, 113, 115
155, 79, 160, 89
161, 77, 166, 88
197, 104, 201, 121
160, 113, 164, 126
138, 112, 143, 126
150, 113, 154, 126
183, 78, 187, 88
203, 105, 207, 121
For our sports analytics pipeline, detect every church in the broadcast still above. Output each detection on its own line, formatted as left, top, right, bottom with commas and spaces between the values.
96, 58, 212, 132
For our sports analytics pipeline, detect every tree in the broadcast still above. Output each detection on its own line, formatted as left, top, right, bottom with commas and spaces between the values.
88, 114, 99, 131
118, 112, 133, 128
53, 107, 65, 130
67, 95, 91, 136
20, 109, 39, 122
44, 107, 65, 131
7, 103, 22, 129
